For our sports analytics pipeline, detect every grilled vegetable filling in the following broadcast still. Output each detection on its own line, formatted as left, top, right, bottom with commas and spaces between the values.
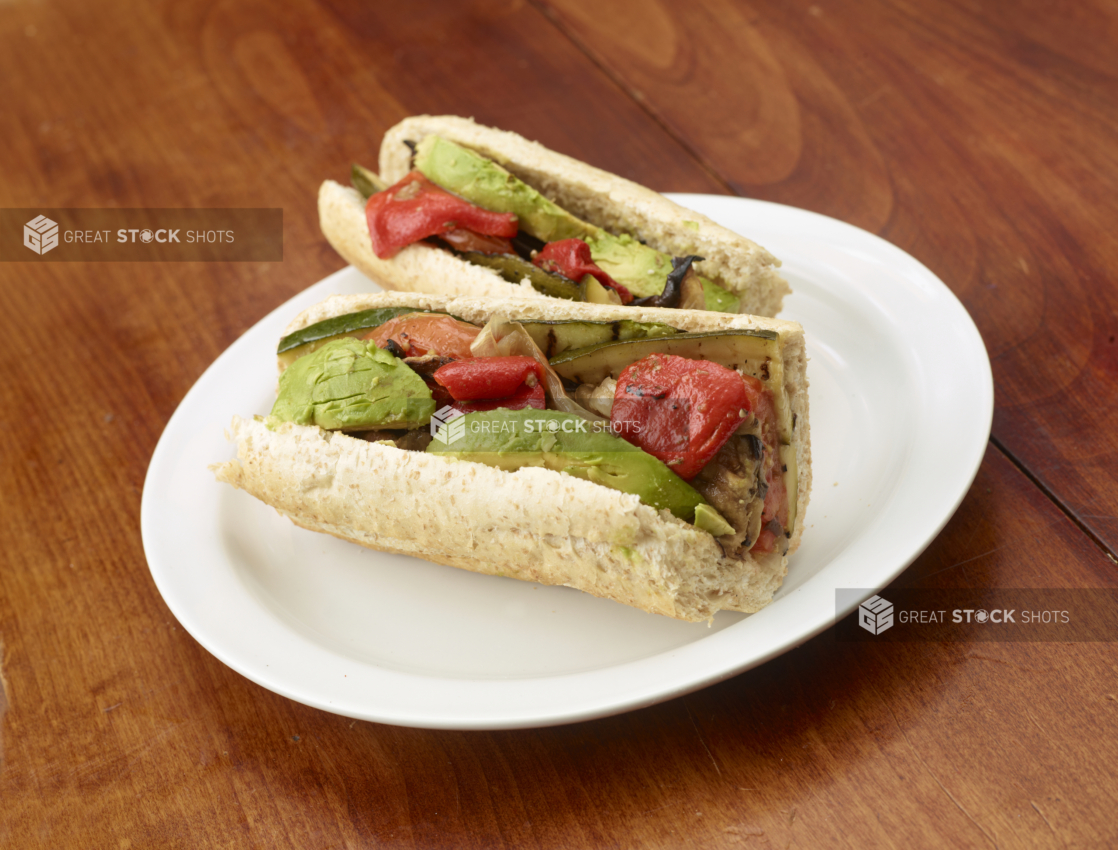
271, 309, 797, 555
350, 136, 742, 313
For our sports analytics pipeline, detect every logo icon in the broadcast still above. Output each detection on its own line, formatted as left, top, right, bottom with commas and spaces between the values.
430, 405, 466, 444
140, 229, 155, 243
24, 215, 59, 255
858, 594, 894, 635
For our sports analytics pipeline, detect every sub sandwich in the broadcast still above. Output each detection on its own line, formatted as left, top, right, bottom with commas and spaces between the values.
319, 115, 789, 318
212, 292, 811, 622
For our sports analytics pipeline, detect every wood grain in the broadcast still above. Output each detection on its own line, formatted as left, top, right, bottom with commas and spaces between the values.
1, 0, 1117, 846
536, 0, 1118, 557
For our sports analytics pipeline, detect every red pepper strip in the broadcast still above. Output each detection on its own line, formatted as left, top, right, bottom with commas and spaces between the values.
433, 356, 544, 402
451, 381, 546, 413
610, 354, 750, 481
531, 239, 633, 304
423, 363, 545, 413
365, 171, 519, 259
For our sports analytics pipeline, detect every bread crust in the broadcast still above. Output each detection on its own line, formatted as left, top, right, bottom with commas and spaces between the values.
320, 115, 789, 317
215, 293, 810, 622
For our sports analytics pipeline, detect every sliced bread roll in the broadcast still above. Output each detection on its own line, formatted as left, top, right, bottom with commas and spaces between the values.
320, 115, 789, 317
213, 293, 810, 622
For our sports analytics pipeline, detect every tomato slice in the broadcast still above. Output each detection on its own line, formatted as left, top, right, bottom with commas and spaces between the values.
433, 356, 543, 401
365, 172, 519, 259
610, 354, 750, 481
365, 314, 481, 359
532, 239, 633, 303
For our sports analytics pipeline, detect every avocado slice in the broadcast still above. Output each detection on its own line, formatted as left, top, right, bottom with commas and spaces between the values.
416, 135, 742, 312
415, 135, 595, 243
582, 232, 671, 299
518, 319, 678, 359
694, 503, 736, 537
270, 337, 435, 431
582, 234, 740, 311
426, 409, 706, 521
702, 278, 741, 313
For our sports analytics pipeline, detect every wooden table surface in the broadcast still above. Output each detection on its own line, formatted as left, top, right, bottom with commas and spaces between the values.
3, 0, 1117, 846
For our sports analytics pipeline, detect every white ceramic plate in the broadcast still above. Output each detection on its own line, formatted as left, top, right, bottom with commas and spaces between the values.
141, 196, 992, 729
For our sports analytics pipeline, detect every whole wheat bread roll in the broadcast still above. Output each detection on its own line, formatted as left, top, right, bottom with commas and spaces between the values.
213, 292, 810, 622
320, 115, 789, 317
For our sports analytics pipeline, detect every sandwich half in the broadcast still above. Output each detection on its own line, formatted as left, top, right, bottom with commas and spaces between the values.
320, 115, 789, 318
213, 292, 810, 622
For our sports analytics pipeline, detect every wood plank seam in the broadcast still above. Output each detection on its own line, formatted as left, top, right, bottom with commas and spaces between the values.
991, 433, 1118, 566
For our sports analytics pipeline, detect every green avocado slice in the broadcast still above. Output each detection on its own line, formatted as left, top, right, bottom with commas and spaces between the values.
426, 409, 706, 521
415, 135, 741, 312
270, 337, 434, 431
701, 278, 741, 313
582, 232, 670, 299
415, 135, 595, 243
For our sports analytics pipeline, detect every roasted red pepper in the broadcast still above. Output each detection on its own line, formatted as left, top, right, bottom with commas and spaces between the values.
531, 239, 633, 304
365, 172, 519, 259
610, 354, 750, 481
450, 381, 545, 413
433, 356, 545, 403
